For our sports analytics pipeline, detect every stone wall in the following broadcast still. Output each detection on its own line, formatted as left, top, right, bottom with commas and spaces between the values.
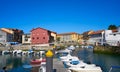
94, 46, 120, 54
0, 45, 53, 51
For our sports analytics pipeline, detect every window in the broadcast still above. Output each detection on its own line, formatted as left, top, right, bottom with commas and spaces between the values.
43, 37, 45, 39
113, 34, 116, 36
37, 37, 39, 39
25, 38, 28, 41
32, 37, 35, 39
25, 35, 27, 38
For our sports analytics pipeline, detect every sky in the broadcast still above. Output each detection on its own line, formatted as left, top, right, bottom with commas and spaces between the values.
0, 0, 120, 34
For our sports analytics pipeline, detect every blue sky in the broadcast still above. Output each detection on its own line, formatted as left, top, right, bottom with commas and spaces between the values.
0, 0, 120, 34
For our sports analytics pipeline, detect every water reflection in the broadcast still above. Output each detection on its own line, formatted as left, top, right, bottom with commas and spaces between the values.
77, 48, 120, 72
0, 54, 41, 72
0, 49, 120, 72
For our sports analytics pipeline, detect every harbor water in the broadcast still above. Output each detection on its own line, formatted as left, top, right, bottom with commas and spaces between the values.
0, 48, 120, 72
73, 48, 120, 72
0, 54, 40, 72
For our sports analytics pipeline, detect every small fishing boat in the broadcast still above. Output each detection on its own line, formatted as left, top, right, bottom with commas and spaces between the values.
28, 49, 34, 55
67, 45, 75, 50
30, 58, 46, 66
2, 50, 10, 55
30, 59, 41, 65
39, 63, 46, 72
64, 60, 87, 68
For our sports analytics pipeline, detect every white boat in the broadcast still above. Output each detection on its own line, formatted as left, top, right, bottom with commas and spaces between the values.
13, 50, 17, 54
22, 51, 28, 55
40, 50, 45, 56
2, 50, 10, 55
59, 53, 73, 60
64, 60, 87, 68
13, 50, 22, 54
69, 65, 102, 72
61, 56, 79, 62
56, 49, 72, 54
28, 49, 34, 55
76, 45, 79, 48
17, 50, 22, 54
39, 61, 46, 72
69, 66, 102, 72
67, 45, 75, 50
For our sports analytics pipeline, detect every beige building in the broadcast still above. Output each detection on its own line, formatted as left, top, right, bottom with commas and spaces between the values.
57, 32, 82, 44
22, 33, 31, 45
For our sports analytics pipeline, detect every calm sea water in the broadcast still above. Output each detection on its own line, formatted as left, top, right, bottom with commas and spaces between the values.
0, 48, 120, 72
0, 54, 40, 72
73, 48, 120, 72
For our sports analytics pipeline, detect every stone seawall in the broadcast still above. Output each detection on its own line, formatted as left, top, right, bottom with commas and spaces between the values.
94, 46, 120, 55
0, 45, 53, 51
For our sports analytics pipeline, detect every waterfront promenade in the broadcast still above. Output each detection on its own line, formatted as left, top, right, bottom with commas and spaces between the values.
0, 45, 53, 51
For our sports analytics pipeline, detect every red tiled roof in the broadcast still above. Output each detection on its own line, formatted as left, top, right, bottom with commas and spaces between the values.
90, 30, 104, 35
31, 27, 57, 34
57, 32, 77, 36
112, 29, 117, 32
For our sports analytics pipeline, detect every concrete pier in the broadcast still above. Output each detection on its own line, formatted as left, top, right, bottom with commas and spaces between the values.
30, 58, 69, 72
53, 58, 69, 72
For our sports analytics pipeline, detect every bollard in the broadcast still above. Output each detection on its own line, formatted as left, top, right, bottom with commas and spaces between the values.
46, 50, 53, 72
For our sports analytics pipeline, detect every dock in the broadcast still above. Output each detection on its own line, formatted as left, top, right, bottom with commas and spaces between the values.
31, 58, 69, 72
53, 58, 69, 72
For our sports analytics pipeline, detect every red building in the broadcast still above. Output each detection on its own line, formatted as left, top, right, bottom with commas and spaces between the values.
31, 27, 56, 45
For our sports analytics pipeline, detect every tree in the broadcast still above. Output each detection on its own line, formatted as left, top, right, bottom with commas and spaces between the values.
108, 24, 117, 30
56, 37, 60, 42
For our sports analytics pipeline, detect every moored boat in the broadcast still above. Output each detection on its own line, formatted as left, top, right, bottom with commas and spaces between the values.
30, 59, 41, 65
69, 66, 102, 72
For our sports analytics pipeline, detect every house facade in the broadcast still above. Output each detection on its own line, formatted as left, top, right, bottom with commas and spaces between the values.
22, 33, 31, 45
82, 30, 94, 45
88, 27, 120, 46
31, 27, 57, 46
88, 30, 104, 45
57, 32, 81, 44
0, 29, 13, 45
104, 27, 120, 46
1, 28, 24, 43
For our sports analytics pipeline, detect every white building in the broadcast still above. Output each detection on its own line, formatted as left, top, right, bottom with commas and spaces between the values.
88, 27, 120, 46
88, 30, 104, 45
104, 27, 120, 46
22, 34, 31, 45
